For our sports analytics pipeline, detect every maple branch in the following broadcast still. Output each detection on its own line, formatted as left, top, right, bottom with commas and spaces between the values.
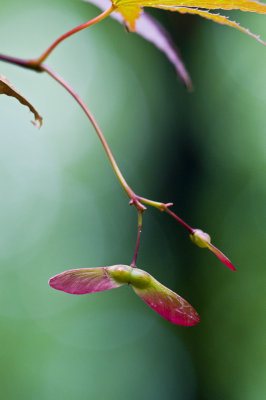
0, 53, 42, 72
0, 28, 192, 229
0, 6, 114, 71
40, 64, 146, 212
29, 6, 115, 66
0, 52, 193, 229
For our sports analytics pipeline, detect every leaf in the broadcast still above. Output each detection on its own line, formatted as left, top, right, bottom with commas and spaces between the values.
110, 0, 266, 45
50, 264, 200, 326
158, 7, 266, 45
49, 266, 129, 294
85, 0, 192, 88
190, 229, 236, 271
116, 0, 266, 13
132, 270, 200, 326
0, 75, 43, 127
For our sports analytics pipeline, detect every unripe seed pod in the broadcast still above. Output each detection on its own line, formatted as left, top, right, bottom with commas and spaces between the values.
129, 268, 151, 289
190, 229, 211, 248
108, 265, 132, 284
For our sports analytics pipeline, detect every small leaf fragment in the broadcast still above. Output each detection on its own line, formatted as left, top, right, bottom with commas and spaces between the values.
116, 4, 143, 30
0, 75, 43, 127
190, 229, 236, 271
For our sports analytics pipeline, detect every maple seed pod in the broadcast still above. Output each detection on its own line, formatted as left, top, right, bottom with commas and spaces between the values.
49, 264, 200, 325
190, 229, 211, 248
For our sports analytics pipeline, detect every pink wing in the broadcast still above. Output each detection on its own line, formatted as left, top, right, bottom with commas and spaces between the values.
49, 267, 123, 294
133, 275, 200, 326
207, 243, 236, 271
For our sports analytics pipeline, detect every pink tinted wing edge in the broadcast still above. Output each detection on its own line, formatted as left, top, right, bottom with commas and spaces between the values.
207, 243, 236, 271
49, 267, 122, 294
133, 280, 200, 326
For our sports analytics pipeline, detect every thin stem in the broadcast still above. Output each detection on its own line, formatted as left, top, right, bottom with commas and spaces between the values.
0, 48, 146, 212
0, 53, 42, 72
131, 211, 143, 267
41, 64, 145, 212
30, 6, 114, 66
0, 7, 114, 71
165, 208, 193, 233
137, 196, 173, 211
137, 195, 193, 233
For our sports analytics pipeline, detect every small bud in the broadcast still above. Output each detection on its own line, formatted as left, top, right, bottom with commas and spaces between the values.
189, 228, 236, 271
190, 229, 211, 248
108, 265, 131, 284
129, 268, 151, 289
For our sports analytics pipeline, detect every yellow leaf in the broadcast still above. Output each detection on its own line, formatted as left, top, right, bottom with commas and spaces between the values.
0, 75, 43, 127
112, 0, 266, 44
114, 0, 266, 13
171, 7, 266, 45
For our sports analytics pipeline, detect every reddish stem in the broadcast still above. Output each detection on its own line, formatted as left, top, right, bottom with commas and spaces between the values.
131, 211, 143, 267
30, 6, 114, 65
165, 208, 193, 233
0, 53, 42, 72
41, 64, 145, 212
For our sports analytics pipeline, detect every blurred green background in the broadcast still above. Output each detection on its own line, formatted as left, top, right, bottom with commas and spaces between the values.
0, 0, 265, 399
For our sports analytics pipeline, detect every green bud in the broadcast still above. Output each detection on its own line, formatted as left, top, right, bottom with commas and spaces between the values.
190, 229, 211, 248
108, 265, 151, 289
129, 268, 151, 289
108, 265, 132, 284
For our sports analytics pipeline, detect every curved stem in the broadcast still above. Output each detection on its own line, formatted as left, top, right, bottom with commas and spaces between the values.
0, 7, 114, 71
131, 211, 143, 267
0, 52, 191, 228
41, 64, 145, 212
0, 50, 193, 228
30, 6, 114, 66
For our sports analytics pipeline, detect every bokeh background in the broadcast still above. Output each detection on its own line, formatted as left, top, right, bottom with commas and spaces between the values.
0, 0, 265, 399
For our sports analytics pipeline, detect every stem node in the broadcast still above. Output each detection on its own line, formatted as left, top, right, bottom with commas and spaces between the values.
129, 197, 147, 212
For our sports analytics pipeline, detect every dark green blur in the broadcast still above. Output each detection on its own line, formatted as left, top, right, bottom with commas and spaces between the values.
0, 1, 265, 399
